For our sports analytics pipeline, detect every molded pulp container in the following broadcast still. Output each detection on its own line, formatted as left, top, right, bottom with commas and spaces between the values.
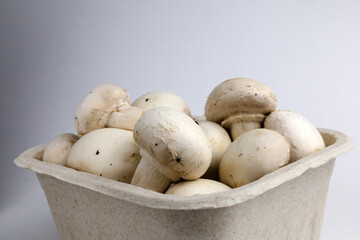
14, 128, 354, 240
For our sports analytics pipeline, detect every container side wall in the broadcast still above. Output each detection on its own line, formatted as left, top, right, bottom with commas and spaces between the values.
37, 159, 335, 240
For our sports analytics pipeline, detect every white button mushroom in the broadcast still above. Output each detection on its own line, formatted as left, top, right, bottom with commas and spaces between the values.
106, 104, 144, 131
264, 110, 325, 163
132, 91, 192, 116
67, 128, 141, 182
131, 107, 212, 193
219, 129, 290, 188
74, 84, 143, 136
165, 179, 231, 196
43, 133, 79, 166
205, 78, 277, 140
197, 120, 231, 180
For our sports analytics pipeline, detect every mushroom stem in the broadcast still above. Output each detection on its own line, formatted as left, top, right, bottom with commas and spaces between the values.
230, 121, 262, 140
221, 113, 265, 140
107, 105, 143, 131
131, 150, 173, 193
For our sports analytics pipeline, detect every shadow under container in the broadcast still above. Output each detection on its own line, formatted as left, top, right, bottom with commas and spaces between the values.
14, 128, 354, 240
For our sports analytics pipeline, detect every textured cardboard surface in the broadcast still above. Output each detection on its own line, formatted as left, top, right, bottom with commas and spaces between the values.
14, 129, 354, 240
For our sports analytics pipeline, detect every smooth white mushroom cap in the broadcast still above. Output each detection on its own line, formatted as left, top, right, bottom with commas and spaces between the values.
67, 128, 141, 182
197, 120, 231, 180
74, 84, 131, 136
205, 78, 277, 123
165, 179, 231, 196
264, 110, 325, 162
132, 91, 191, 116
133, 107, 212, 181
219, 129, 290, 188
43, 133, 79, 166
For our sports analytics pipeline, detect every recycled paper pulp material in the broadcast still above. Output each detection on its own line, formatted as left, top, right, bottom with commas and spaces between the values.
14, 128, 354, 240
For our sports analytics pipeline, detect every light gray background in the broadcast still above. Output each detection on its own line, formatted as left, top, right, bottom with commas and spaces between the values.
1, 0, 359, 239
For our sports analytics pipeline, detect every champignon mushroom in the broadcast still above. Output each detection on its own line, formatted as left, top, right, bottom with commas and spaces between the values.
205, 78, 277, 140
197, 120, 231, 180
106, 104, 144, 131
165, 179, 231, 196
131, 107, 212, 193
74, 84, 143, 136
67, 128, 141, 182
132, 91, 191, 116
264, 110, 325, 162
43, 133, 79, 166
219, 129, 290, 188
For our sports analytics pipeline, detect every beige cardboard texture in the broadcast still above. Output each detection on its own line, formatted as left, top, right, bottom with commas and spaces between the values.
14, 129, 354, 240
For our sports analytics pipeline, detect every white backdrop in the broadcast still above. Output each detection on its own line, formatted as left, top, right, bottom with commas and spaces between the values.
1, 1, 359, 239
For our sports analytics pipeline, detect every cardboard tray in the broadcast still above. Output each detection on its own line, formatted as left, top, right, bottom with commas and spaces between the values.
14, 128, 354, 240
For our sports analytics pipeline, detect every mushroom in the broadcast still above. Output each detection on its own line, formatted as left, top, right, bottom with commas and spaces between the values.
219, 129, 290, 188
165, 179, 231, 196
205, 77, 277, 140
132, 91, 191, 116
43, 133, 79, 166
197, 120, 231, 180
74, 84, 143, 136
106, 104, 144, 131
131, 107, 212, 193
264, 110, 325, 162
67, 128, 141, 182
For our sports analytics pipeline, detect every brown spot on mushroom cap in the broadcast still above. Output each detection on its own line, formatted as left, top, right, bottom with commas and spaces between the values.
205, 78, 277, 123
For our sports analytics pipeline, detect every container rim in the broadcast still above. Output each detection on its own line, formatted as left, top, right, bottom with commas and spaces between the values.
14, 128, 354, 210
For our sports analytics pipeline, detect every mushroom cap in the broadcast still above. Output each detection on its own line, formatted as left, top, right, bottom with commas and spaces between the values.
132, 91, 191, 116
197, 120, 231, 180
67, 128, 141, 182
43, 133, 79, 166
205, 78, 277, 123
133, 107, 212, 181
219, 128, 290, 188
74, 84, 131, 136
264, 110, 325, 162
165, 179, 231, 196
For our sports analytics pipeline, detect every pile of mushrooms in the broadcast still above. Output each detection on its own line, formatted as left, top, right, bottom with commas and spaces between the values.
43, 78, 325, 196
